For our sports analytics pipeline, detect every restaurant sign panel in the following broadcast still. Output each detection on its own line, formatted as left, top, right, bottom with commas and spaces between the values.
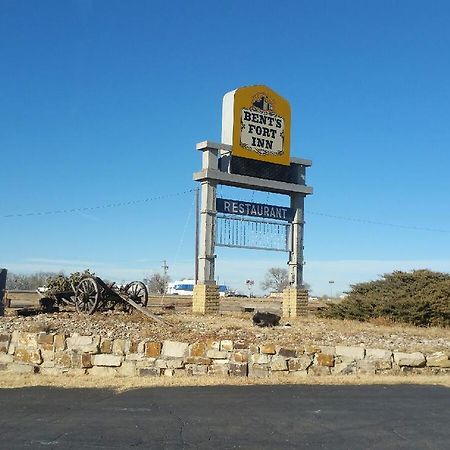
216, 198, 294, 222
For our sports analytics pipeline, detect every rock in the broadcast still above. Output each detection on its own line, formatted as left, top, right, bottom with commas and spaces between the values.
374, 360, 392, 370
231, 351, 249, 363
41, 350, 54, 363
426, 352, 450, 368
393, 352, 426, 367
304, 344, 320, 354
145, 342, 162, 358
125, 353, 146, 362
138, 367, 160, 377
100, 339, 113, 353
165, 358, 185, 369
185, 356, 212, 365
92, 354, 123, 367
365, 348, 392, 360
335, 346, 365, 361
66, 335, 99, 354
319, 346, 335, 355
220, 340, 233, 351
136, 359, 156, 369
81, 353, 93, 369
206, 340, 220, 350
129, 341, 139, 353
15, 348, 42, 365
250, 353, 271, 364
18, 332, 39, 348
117, 361, 136, 377
54, 352, 72, 368
229, 362, 248, 377
248, 364, 270, 378
288, 356, 313, 371
357, 360, 376, 374
53, 334, 66, 351
0, 334, 10, 353
113, 339, 128, 355
206, 350, 229, 359
270, 356, 288, 371
260, 343, 276, 355
185, 364, 208, 376
37, 333, 54, 351
252, 312, 280, 327
316, 354, 334, 367
189, 342, 206, 357
208, 364, 229, 376
161, 341, 188, 358
278, 347, 297, 358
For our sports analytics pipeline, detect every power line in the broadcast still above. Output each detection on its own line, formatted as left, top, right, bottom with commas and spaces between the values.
1, 188, 197, 219
307, 210, 450, 234
3, 187, 449, 235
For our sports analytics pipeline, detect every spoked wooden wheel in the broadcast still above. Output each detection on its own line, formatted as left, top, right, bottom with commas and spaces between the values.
75, 276, 100, 314
126, 281, 148, 307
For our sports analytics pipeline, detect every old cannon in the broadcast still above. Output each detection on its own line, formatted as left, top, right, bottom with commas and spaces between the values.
74, 276, 147, 315
37, 273, 168, 325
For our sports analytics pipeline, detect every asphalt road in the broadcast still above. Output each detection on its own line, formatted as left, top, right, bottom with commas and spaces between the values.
0, 385, 448, 449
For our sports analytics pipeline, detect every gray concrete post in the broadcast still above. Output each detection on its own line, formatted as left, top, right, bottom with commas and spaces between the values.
288, 193, 305, 287
197, 147, 218, 285
288, 163, 306, 287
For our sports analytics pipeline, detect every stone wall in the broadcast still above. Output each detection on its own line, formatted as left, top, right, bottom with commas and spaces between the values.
0, 332, 449, 377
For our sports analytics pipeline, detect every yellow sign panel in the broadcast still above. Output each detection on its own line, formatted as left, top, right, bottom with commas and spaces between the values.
222, 85, 291, 166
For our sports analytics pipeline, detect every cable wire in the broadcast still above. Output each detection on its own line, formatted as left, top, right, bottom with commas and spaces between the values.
1, 188, 197, 219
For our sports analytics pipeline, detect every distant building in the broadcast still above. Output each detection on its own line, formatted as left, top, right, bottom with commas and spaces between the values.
167, 279, 229, 297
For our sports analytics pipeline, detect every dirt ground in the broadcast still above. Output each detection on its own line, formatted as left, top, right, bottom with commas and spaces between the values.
1, 301, 449, 353
0, 372, 449, 390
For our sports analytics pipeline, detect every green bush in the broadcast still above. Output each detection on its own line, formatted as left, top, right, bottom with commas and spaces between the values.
320, 270, 450, 327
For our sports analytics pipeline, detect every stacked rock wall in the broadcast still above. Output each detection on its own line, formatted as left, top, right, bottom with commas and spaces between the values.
0, 332, 449, 377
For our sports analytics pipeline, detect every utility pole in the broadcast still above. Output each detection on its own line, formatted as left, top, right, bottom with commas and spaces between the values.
161, 260, 169, 277
329, 280, 335, 299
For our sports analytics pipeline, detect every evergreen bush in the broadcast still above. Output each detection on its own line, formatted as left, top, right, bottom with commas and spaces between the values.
320, 270, 450, 327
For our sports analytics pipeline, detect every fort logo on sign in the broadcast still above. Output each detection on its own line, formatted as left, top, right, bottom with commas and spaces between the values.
222, 85, 291, 166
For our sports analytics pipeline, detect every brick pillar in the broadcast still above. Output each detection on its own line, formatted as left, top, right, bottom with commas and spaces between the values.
282, 287, 308, 318
192, 284, 220, 314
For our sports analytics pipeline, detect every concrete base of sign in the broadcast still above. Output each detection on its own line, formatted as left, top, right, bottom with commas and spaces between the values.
282, 288, 308, 317
192, 284, 220, 314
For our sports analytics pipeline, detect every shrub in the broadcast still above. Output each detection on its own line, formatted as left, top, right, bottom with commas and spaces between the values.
320, 270, 450, 327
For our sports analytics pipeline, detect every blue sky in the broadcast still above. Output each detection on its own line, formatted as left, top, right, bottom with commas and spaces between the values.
2, 0, 450, 296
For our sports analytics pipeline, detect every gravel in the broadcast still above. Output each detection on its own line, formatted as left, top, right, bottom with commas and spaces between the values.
1, 309, 449, 353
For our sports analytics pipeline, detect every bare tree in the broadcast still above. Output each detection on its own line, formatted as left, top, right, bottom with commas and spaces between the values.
144, 273, 170, 295
260, 267, 289, 293
260, 267, 310, 293
6, 272, 61, 290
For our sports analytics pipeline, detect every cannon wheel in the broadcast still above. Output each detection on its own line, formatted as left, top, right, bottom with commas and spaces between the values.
75, 276, 100, 314
126, 281, 148, 307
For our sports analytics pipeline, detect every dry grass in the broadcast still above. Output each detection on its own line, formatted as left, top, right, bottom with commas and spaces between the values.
0, 372, 448, 391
